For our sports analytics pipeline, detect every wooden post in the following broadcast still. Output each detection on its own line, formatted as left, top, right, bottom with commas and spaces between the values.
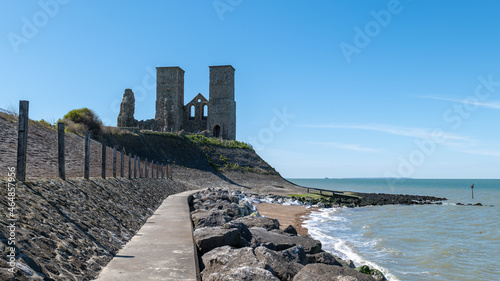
84, 134, 90, 179
138, 156, 141, 178
167, 160, 172, 179
134, 155, 137, 178
101, 141, 106, 179
145, 158, 148, 178
16, 100, 29, 181
120, 149, 125, 177
156, 161, 159, 178
161, 163, 164, 178
57, 122, 65, 180
128, 153, 132, 179
113, 146, 117, 178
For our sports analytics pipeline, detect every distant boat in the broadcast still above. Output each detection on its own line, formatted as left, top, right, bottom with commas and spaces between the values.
325, 177, 329, 179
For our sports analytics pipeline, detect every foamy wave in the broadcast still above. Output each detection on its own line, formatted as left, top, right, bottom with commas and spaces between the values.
304, 209, 400, 281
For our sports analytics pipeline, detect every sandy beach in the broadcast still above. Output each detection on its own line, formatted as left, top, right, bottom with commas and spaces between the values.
256, 202, 315, 236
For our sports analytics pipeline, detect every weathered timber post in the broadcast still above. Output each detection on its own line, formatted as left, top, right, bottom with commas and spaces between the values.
133, 155, 137, 178
84, 133, 90, 179
16, 100, 29, 181
128, 153, 132, 179
161, 163, 164, 179
113, 146, 117, 178
152, 161, 155, 178
167, 160, 172, 179
145, 158, 148, 178
138, 156, 141, 178
120, 149, 125, 177
101, 141, 106, 179
156, 161, 159, 178
57, 122, 65, 180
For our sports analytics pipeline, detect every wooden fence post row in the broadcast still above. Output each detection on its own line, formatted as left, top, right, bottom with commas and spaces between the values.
14, 101, 174, 180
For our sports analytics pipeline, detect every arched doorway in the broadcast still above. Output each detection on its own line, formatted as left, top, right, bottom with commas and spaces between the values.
213, 125, 221, 138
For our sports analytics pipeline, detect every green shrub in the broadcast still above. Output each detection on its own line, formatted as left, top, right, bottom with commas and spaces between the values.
37, 119, 55, 129
61, 108, 103, 137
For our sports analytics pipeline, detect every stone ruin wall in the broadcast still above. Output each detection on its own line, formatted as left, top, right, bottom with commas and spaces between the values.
117, 65, 236, 139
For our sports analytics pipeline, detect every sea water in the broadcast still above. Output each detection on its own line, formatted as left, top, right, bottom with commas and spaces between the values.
288, 179, 500, 281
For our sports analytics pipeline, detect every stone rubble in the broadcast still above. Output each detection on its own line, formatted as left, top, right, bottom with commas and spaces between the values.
190, 188, 388, 281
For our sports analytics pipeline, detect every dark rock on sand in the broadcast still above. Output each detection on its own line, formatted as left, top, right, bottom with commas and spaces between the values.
193, 227, 241, 255
283, 225, 298, 236
293, 263, 377, 281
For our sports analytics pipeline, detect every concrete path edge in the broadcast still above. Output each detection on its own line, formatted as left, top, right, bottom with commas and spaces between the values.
95, 189, 204, 281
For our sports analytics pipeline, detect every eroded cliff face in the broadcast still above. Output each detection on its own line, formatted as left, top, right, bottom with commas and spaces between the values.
0, 178, 193, 280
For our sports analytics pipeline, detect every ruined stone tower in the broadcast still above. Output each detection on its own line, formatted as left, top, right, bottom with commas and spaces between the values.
208, 65, 236, 140
117, 89, 137, 128
155, 67, 185, 132
117, 65, 236, 139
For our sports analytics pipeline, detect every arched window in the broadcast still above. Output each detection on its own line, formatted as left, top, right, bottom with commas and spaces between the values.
190, 105, 195, 119
203, 105, 208, 120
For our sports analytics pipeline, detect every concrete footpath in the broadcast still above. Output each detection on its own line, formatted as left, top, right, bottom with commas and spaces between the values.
96, 189, 202, 281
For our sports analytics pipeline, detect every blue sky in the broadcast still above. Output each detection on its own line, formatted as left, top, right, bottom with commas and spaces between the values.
1, 1, 500, 179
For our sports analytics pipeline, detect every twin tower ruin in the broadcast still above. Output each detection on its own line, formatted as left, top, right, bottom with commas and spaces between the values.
117, 65, 236, 140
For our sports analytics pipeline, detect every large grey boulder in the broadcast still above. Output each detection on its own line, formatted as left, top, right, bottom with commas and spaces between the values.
237, 202, 253, 216
307, 251, 346, 267
204, 266, 280, 281
191, 209, 232, 228
233, 216, 280, 231
293, 263, 376, 281
201, 246, 279, 281
255, 246, 307, 281
193, 227, 240, 255
250, 227, 322, 254
222, 221, 253, 246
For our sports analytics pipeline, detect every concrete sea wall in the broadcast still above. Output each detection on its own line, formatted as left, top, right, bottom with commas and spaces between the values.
0, 177, 193, 280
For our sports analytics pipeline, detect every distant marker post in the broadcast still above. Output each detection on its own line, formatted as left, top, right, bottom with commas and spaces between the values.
471, 184, 474, 199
